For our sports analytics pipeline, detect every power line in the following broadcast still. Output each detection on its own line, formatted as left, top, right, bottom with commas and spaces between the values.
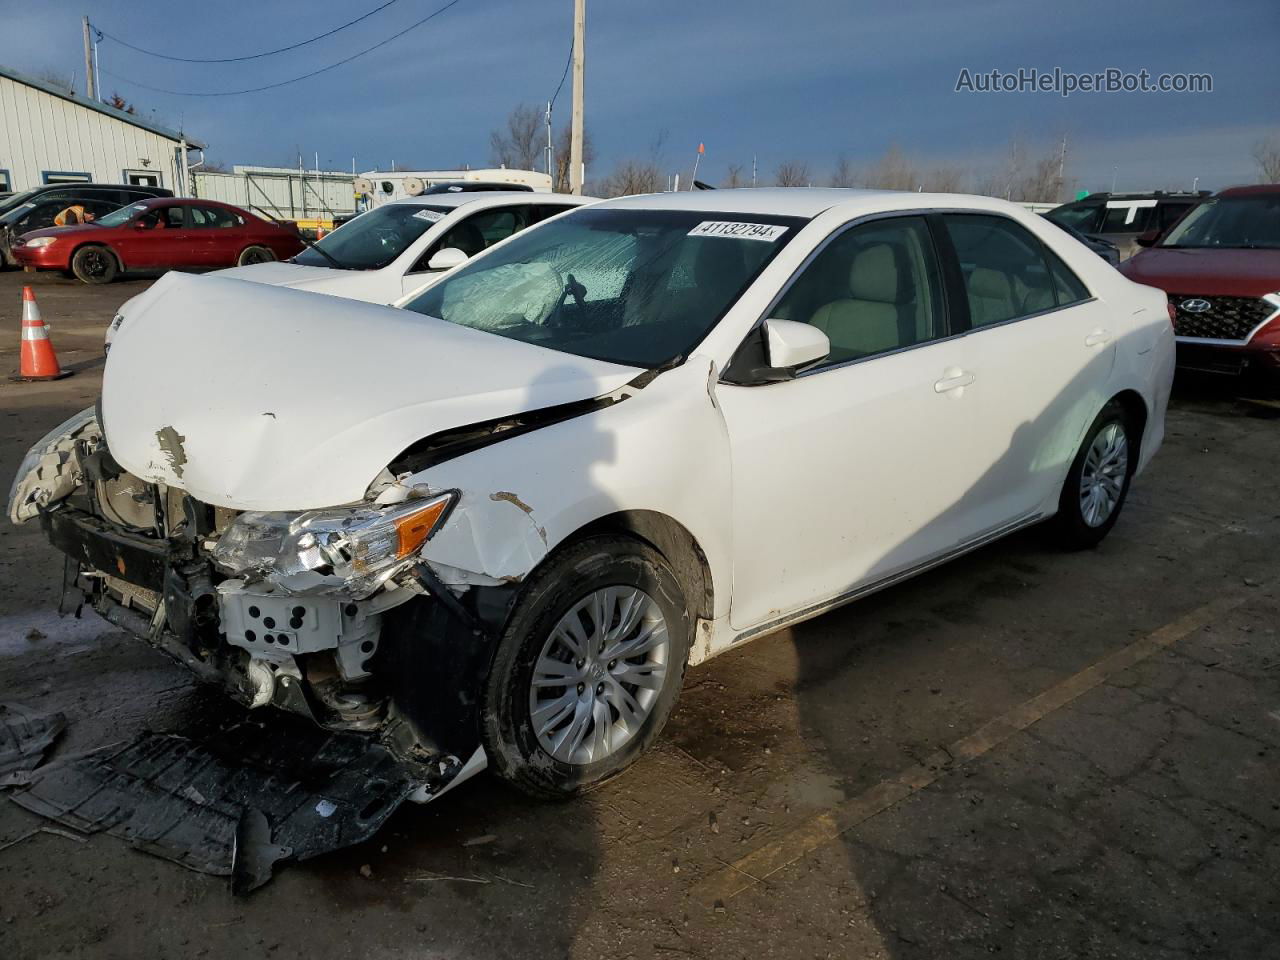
549, 35, 572, 111
95, 0, 406, 64
98, 0, 465, 98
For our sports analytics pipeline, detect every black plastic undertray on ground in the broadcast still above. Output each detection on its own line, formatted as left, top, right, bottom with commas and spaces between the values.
10, 715, 421, 893
0, 702, 66, 786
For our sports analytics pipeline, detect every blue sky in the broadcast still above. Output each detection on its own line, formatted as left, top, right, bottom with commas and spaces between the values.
6, 0, 1277, 192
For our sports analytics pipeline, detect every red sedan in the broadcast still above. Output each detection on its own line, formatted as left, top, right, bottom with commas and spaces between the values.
11, 198, 305, 284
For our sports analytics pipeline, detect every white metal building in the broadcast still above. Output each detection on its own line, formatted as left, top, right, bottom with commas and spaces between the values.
0, 64, 204, 194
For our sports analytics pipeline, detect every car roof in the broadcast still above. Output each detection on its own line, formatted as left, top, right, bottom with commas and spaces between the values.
592, 187, 1037, 221
384, 192, 590, 211
1215, 184, 1280, 197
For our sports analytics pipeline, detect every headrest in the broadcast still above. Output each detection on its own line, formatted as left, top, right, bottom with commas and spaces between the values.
968, 267, 1012, 301
846, 244, 900, 304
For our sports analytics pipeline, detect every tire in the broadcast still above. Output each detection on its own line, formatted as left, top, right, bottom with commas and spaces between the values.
237, 245, 276, 267
70, 245, 118, 284
482, 536, 692, 799
1052, 400, 1137, 550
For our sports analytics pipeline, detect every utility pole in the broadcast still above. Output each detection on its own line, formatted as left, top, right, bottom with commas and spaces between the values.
82, 16, 96, 101
568, 0, 586, 194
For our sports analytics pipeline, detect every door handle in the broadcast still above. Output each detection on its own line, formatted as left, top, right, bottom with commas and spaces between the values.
1085, 329, 1112, 347
934, 370, 975, 393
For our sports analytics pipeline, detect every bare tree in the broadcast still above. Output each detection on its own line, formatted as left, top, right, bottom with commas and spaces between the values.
830, 153, 856, 188
1011, 151, 1064, 202
774, 160, 811, 187
598, 159, 663, 198
1253, 137, 1280, 183
921, 167, 966, 193
724, 163, 747, 188
490, 103, 543, 171
863, 144, 919, 191
553, 124, 596, 192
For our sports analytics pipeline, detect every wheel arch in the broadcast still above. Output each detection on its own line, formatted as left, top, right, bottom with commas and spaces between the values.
553, 510, 715, 623
1110, 388, 1149, 461
69, 240, 124, 272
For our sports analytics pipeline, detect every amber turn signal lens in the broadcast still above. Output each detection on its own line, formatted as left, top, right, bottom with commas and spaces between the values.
392, 498, 451, 558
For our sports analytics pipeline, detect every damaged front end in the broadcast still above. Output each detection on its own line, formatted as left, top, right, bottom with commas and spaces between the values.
8, 408, 511, 816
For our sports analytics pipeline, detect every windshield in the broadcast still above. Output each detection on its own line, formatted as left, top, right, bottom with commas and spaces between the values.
403, 208, 805, 368
94, 203, 148, 228
1160, 195, 1280, 249
0, 190, 40, 217
293, 203, 454, 269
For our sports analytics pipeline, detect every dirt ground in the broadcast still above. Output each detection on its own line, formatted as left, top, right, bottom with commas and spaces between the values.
0, 270, 1277, 960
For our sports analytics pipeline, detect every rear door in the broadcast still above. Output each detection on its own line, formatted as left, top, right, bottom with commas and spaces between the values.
938, 213, 1114, 528
187, 205, 246, 266
717, 214, 988, 632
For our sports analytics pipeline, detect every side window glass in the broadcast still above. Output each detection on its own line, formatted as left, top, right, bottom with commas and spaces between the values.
531, 203, 572, 224
191, 206, 236, 228
188, 207, 210, 227
1043, 247, 1091, 306
944, 214, 1057, 327
771, 215, 944, 367
1050, 204, 1101, 232
1159, 202, 1193, 231
160, 206, 185, 228
1100, 203, 1154, 234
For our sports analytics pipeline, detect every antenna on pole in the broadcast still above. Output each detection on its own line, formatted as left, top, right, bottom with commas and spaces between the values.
545, 100, 554, 181
568, 0, 586, 194
690, 142, 705, 190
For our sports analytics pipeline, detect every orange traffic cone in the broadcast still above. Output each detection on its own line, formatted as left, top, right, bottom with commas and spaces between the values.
10, 286, 72, 382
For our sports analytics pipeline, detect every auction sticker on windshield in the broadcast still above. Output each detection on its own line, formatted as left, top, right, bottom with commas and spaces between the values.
413, 209, 445, 222
688, 221, 788, 242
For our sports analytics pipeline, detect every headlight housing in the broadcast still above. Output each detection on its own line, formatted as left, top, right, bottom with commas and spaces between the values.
24, 237, 56, 248
211, 492, 456, 597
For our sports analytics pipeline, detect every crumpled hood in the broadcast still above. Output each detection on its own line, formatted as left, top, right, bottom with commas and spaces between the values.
212, 261, 348, 288
102, 272, 641, 510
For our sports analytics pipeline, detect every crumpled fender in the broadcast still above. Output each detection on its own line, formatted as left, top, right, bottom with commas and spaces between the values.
413, 357, 734, 620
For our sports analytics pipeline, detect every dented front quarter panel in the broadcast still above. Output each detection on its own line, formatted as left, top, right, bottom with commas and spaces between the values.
412, 357, 734, 620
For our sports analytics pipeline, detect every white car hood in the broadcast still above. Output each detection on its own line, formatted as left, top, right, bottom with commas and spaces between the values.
102, 272, 641, 511
213, 261, 348, 288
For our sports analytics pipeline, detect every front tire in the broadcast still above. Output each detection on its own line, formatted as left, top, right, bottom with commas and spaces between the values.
482, 537, 691, 799
237, 245, 276, 266
70, 245, 118, 284
1052, 400, 1136, 549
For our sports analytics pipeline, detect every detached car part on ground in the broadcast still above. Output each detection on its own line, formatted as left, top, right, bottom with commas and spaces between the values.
10, 190, 1174, 835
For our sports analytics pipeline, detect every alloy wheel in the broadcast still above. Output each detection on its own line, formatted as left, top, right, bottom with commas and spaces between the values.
1079, 421, 1129, 527
528, 586, 670, 765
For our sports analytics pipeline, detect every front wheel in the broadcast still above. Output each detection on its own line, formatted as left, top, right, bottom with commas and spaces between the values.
70, 245, 118, 284
237, 245, 276, 266
1052, 400, 1136, 549
482, 537, 691, 799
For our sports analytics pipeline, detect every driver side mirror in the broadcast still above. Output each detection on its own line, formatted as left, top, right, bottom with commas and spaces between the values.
764, 319, 830, 370
426, 247, 468, 271
1134, 229, 1161, 248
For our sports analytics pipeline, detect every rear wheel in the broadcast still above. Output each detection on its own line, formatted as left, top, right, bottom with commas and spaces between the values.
70, 245, 118, 284
1052, 400, 1136, 549
482, 537, 691, 799
237, 245, 276, 266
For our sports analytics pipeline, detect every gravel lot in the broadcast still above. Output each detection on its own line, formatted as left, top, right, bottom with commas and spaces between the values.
0, 270, 1277, 960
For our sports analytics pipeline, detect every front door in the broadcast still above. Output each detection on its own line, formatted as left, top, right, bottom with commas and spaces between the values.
718, 214, 984, 632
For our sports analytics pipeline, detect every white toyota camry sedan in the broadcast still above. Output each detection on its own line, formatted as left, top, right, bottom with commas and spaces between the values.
12, 188, 1174, 807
